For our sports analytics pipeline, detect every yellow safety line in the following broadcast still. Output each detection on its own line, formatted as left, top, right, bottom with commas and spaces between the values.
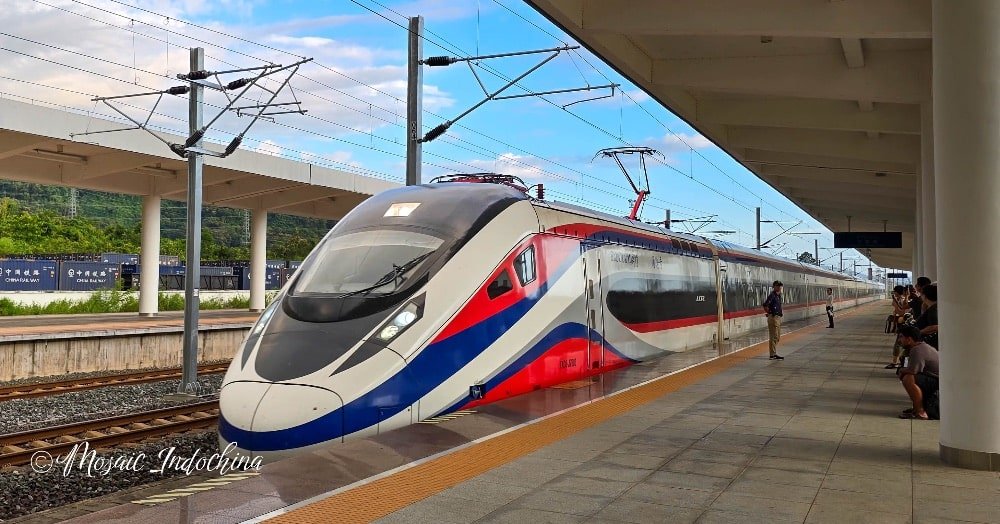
267, 304, 880, 524
131, 472, 261, 505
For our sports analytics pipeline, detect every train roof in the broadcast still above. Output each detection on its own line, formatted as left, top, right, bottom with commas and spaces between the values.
418, 180, 879, 287
535, 199, 877, 285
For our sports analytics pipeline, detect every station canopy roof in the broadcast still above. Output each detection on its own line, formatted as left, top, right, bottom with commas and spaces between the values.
0, 98, 398, 220
527, 0, 929, 269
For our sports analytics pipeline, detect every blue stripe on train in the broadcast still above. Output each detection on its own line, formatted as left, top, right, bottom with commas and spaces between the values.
218, 250, 581, 452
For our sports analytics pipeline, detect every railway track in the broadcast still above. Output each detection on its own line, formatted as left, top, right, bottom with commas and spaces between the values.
0, 401, 220, 466
0, 363, 230, 401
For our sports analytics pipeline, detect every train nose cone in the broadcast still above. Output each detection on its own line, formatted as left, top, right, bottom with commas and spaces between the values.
218, 381, 344, 462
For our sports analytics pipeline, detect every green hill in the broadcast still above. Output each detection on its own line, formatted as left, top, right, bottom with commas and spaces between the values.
0, 180, 334, 261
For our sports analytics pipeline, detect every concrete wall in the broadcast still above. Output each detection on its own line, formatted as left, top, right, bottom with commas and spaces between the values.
0, 328, 248, 381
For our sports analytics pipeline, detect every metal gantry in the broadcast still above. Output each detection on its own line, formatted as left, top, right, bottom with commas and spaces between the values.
72, 47, 311, 397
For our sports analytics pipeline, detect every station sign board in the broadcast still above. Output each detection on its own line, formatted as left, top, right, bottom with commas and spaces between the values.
833, 232, 902, 249
886, 272, 908, 278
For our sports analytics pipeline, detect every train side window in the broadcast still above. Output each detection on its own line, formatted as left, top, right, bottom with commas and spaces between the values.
670, 239, 681, 250
487, 269, 514, 299
513, 246, 537, 286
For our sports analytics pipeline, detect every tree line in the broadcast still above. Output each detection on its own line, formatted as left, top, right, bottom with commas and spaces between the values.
0, 181, 333, 261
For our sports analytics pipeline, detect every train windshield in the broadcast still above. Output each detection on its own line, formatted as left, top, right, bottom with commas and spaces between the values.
294, 229, 443, 296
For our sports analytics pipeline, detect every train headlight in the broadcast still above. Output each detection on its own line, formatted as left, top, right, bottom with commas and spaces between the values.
379, 324, 400, 340
375, 296, 424, 343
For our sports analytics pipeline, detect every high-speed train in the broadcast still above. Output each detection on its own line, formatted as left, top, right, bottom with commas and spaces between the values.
219, 176, 881, 458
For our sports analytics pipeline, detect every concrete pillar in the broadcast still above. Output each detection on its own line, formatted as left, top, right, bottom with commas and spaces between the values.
934, 0, 1000, 471
250, 209, 267, 312
914, 177, 923, 277
920, 103, 937, 280
139, 195, 161, 316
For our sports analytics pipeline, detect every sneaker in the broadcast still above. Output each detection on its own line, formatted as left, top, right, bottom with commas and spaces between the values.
769, 355, 784, 360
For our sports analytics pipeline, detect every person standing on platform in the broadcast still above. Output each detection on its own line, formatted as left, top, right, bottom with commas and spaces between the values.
763, 281, 784, 360
826, 288, 835, 328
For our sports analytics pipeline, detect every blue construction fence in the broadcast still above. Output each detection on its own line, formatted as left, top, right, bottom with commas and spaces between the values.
0, 254, 305, 292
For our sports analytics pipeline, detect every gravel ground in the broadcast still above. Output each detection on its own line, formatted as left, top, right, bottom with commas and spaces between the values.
0, 374, 224, 434
0, 431, 235, 521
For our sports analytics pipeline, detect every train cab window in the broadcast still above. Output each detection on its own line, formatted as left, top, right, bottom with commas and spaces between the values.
487, 269, 514, 299
513, 246, 537, 286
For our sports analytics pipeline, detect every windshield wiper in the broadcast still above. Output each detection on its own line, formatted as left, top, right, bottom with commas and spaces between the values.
335, 251, 434, 298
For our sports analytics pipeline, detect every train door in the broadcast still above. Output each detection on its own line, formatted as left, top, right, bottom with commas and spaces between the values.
583, 243, 605, 373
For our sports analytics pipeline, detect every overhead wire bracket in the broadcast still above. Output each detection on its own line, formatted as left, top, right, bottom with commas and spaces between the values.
418, 45, 617, 142
72, 58, 312, 159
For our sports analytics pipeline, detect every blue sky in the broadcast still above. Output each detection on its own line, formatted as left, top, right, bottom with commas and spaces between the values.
0, 0, 878, 274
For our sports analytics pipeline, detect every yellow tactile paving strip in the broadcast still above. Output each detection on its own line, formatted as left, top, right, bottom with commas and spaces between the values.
268, 304, 880, 524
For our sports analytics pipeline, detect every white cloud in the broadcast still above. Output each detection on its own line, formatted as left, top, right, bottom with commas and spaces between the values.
254, 139, 282, 156
388, 0, 487, 20
661, 132, 712, 153
298, 149, 362, 171
468, 152, 567, 182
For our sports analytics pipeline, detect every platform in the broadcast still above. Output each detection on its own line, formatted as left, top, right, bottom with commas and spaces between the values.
24, 302, 1000, 524
0, 310, 258, 381
0, 310, 258, 342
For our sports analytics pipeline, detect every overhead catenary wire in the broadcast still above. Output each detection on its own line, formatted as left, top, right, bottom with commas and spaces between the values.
28, 3, 714, 221
485, 0, 805, 222
43, 0, 666, 209
0, 43, 601, 199
0, 81, 395, 183
15, 0, 757, 237
488, 0, 836, 250
47, 0, 690, 216
48, 0, 782, 224
345, 0, 761, 234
